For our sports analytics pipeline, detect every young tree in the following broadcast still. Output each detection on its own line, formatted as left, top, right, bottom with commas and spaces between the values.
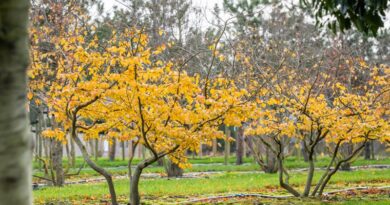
247, 62, 389, 197
98, 29, 250, 205
30, 8, 120, 202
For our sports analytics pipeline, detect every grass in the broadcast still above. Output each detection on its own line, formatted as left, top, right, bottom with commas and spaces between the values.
34, 169, 390, 204
33, 155, 390, 169
32, 156, 255, 169
33, 156, 390, 179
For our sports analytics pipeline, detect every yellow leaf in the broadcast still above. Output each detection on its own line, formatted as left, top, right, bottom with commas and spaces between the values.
27, 92, 33, 100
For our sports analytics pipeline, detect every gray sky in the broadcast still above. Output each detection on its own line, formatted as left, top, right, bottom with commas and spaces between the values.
98, 0, 389, 31
96, 0, 227, 30
101, 0, 223, 15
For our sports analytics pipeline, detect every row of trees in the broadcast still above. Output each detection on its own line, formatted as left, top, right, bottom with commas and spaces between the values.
26, 0, 390, 205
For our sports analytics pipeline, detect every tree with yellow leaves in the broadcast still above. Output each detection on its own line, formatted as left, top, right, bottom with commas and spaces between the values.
31, 18, 251, 203
29, 1, 120, 202
246, 62, 389, 197
97, 29, 250, 205
29, 0, 97, 187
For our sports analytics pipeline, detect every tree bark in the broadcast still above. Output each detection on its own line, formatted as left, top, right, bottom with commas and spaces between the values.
109, 138, 116, 161
128, 140, 134, 159
212, 138, 217, 156
224, 125, 231, 165
0, 0, 32, 204
364, 141, 370, 159
70, 137, 76, 167
94, 139, 99, 161
130, 156, 159, 205
72, 128, 117, 205
121, 141, 125, 161
36, 116, 43, 170
127, 140, 139, 205
50, 115, 64, 186
245, 137, 253, 157
277, 158, 300, 197
65, 140, 71, 173
264, 146, 278, 173
51, 139, 64, 186
129, 141, 179, 205
340, 143, 353, 171
130, 165, 143, 205
312, 141, 341, 196
301, 141, 309, 162
98, 138, 104, 157
370, 141, 375, 159
198, 143, 203, 157
303, 155, 314, 196
89, 140, 95, 157
236, 126, 244, 165
317, 142, 366, 195
164, 159, 183, 178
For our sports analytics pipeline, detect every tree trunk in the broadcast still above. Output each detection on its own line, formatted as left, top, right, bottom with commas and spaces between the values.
245, 137, 253, 157
0, 0, 32, 204
312, 141, 341, 196
94, 139, 99, 161
303, 156, 315, 196
121, 141, 125, 161
51, 140, 64, 186
164, 158, 183, 178
98, 138, 104, 157
301, 141, 309, 162
128, 140, 134, 159
224, 126, 231, 165
212, 138, 217, 156
129, 141, 179, 205
109, 138, 116, 161
72, 128, 117, 205
127, 141, 137, 205
364, 141, 371, 160
236, 127, 244, 165
340, 143, 353, 171
89, 140, 95, 157
243, 136, 247, 159
36, 118, 43, 170
50, 115, 64, 186
70, 137, 76, 167
277, 158, 300, 197
130, 165, 143, 205
264, 146, 278, 173
130, 157, 159, 205
317, 142, 366, 195
44, 138, 50, 158
198, 143, 203, 157
65, 140, 71, 173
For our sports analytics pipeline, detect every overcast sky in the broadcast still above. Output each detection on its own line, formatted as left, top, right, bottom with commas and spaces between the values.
101, 0, 223, 15
98, 0, 389, 30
